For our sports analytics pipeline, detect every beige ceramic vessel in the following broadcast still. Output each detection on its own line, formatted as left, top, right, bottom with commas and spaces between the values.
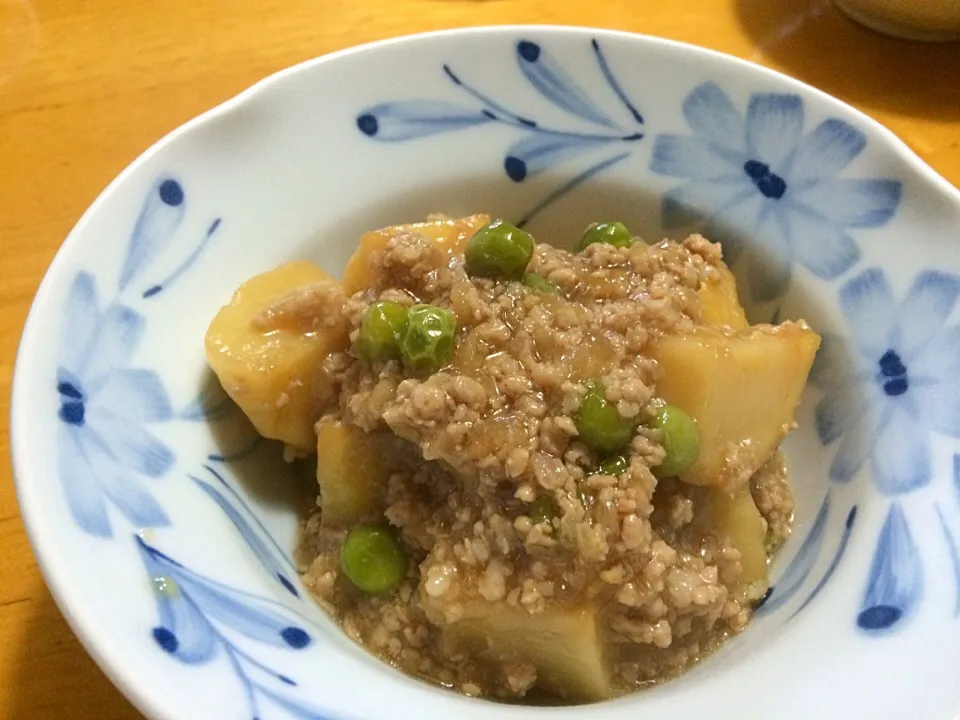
835, 0, 960, 40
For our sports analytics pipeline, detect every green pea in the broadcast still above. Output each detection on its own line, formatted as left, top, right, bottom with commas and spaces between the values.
400, 304, 456, 372
598, 454, 628, 476
465, 220, 535, 280
574, 382, 634, 454
651, 404, 699, 478
522, 272, 560, 295
357, 301, 408, 362
529, 496, 558, 525
578, 221, 632, 251
340, 524, 408, 595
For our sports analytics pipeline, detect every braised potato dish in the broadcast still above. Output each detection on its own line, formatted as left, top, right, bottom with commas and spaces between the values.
205, 215, 819, 703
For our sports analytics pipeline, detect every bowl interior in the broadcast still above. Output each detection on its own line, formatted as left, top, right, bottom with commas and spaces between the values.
12, 26, 960, 720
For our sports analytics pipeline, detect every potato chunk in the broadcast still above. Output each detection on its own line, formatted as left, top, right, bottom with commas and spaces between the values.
651, 323, 820, 491
205, 261, 348, 450
441, 602, 613, 702
342, 214, 490, 294
697, 265, 748, 330
316, 420, 390, 525
700, 486, 769, 595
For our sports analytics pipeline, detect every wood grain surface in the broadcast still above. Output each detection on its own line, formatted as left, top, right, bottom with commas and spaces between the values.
1, 0, 958, 717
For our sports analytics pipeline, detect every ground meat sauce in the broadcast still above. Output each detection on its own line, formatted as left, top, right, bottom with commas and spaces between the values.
233, 218, 799, 703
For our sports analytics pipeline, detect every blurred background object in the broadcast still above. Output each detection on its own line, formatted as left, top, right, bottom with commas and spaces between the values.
833, 0, 960, 40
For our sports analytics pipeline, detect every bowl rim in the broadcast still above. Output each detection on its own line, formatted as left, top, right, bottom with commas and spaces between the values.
10, 24, 960, 720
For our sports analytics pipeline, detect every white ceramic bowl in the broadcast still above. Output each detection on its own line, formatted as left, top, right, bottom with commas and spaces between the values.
11, 26, 960, 720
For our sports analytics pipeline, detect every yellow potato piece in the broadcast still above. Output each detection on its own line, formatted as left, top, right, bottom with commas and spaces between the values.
205, 261, 348, 451
697, 264, 749, 330
316, 420, 390, 525
342, 214, 491, 295
700, 486, 769, 595
441, 602, 613, 702
651, 323, 820, 491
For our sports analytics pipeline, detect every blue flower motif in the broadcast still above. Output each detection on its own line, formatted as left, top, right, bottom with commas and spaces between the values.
937, 459, 960, 618
56, 272, 174, 537
192, 464, 301, 598
756, 492, 858, 621
137, 536, 328, 719
650, 82, 901, 301
120, 178, 187, 292
115, 176, 223, 300
812, 268, 960, 492
809, 268, 960, 633
356, 38, 645, 226
856, 501, 924, 633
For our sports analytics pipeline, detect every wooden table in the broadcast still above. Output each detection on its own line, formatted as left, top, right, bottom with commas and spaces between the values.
0, 0, 957, 716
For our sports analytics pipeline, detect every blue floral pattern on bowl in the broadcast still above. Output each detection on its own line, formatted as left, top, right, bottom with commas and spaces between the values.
356, 39, 645, 225
649, 82, 902, 302
812, 268, 960, 491
757, 494, 858, 619
941, 456, 960, 618
56, 271, 175, 536
49, 174, 344, 719
810, 267, 960, 630
138, 537, 327, 719
192, 464, 302, 598
54, 178, 221, 537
